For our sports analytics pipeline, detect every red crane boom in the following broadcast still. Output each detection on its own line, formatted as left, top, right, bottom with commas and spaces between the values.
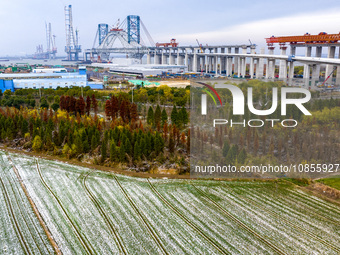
266, 32, 340, 45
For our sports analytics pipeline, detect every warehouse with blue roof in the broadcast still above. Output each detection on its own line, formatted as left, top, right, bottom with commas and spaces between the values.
0, 66, 103, 92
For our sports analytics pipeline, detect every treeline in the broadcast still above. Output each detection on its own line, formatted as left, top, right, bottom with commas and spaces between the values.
60, 94, 97, 116
0, 107, 190, 170
146, 104, 189, 130
104, 94, 138, 123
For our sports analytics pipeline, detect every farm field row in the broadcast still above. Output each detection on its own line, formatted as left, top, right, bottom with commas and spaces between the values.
0, 150, 339, 254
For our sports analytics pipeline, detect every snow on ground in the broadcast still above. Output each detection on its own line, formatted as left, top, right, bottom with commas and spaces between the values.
0, 151, 339, 254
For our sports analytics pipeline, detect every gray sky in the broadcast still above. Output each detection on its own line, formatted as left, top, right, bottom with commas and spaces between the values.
1, 0, 340, 56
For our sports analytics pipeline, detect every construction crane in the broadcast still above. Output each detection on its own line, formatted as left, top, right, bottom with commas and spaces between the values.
46, 22, 57, 59
196, 39, 203, 53
64, 5, 81, 61
196, 39, 204, 75
155, 38, 178, 47
321, 66, 337, 87
266, 32, 340, 45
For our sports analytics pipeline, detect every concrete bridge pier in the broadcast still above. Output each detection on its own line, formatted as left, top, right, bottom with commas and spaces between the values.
336, 47, 340, 85
314, 46, 322, 82
154, 51, 160, 64
279, 45, 287, 81
256, 48, 265, 79
169, 49, 174, 65
249, 46, 256, 78
214, 56, 218, 74
185, 50, 189, 67
240, 46, 247, 77
311, 64, 319, 89
227, 48, 232, 76
201, 56, 205, 73
325, 46, 336, 79
304, 46, 312, 87
220, 48, 226, 74
193, 49, 198, 72
147, 52, 151, 64
288, 46, 296, 86
266, 46, 275, 79
161, 49, 167, 65
234, 47, 239, 77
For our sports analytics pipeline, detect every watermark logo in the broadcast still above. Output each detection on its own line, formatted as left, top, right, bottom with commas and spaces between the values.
198, 82, 311, 128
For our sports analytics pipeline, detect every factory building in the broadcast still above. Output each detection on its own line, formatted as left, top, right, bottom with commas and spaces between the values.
91, 63, 187, 77
0, 67, 103, 92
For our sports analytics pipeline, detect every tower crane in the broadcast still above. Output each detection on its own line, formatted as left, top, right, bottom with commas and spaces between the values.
196, 39, 204, 75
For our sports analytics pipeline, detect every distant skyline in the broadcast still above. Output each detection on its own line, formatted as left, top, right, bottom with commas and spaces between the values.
1, 0, 340, 56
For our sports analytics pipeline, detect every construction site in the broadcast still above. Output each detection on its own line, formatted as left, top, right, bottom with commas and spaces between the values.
0, 4, 340, 91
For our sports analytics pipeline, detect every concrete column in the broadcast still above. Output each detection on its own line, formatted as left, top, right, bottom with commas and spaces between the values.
253, 59, 258, 78
185, 49, 188, 69
214, 56, 218, 75
209, 53, 213, 72
226, 48, 232, 76
154, 51, 160, 64
220, 48, 225, 74
279, 45, 287, 80
239, 58, 244, 77
288, 46, 296, 85
311, 64, 319, 88
234, 47, 239, 77
240, 46, 247, 77
336, 47, 340, 85
249, 57, 254, 79
176, 49, 180, 65
201, 56, 205, 73
147, 52, 151, 64
189, 55, 193, 72
311, 46, 322, 83
193, 49, 198, 72
249, 46, 255, 79
169, 49, 173, 65
161, 49, 167, 65
325, 46, 336, 83
303, 46, 312, 87
311, 46, 321, 86
267, 46, 275, 79
257, 48, 265, 79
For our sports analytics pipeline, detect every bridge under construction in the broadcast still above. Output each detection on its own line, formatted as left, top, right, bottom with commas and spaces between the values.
53, 4, 338, 88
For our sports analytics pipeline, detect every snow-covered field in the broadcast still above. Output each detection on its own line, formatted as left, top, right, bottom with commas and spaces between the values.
0, 150, 339, 254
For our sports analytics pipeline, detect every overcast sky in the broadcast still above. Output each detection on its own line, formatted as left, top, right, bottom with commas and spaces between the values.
1, 0, 340, 56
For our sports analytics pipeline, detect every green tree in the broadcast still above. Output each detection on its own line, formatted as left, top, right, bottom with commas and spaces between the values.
154, 105, 162, 127
40, 98, 49, 109
225, 149, 234, 164
161, 108, 168, 125
3, 89, 12, 98
179, 107, 188, 126
154, 134, 164, 155
32, 135, 43, 152
101, 138, 107, 162
110, 141, 117, 162
147, 106, 154, 126
171, 105, 178, 126
51, 102, 59, 111
222, 141, 230, 157
237, 148, 247, 164
119, 144, 126, 162
133, 142, 140, 160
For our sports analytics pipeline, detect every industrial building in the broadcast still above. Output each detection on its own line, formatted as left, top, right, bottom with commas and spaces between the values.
0, 67, 103, 92
91, 63, 187, 77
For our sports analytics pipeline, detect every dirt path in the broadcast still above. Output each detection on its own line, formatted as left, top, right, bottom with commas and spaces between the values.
7, 155, 62, 255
